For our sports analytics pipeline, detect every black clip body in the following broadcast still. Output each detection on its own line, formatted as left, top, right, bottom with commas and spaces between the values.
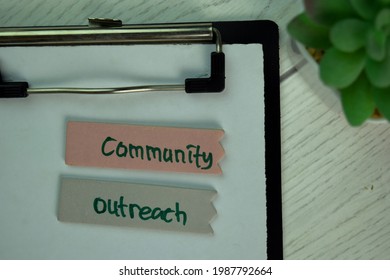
0, 71, 29, 98
185, 52, 225, 93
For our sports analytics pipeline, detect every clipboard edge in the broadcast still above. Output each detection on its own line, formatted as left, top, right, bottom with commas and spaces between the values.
214, 20, 283, 260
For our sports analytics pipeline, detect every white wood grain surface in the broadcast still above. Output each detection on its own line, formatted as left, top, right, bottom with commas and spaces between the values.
1, 0, 389, 259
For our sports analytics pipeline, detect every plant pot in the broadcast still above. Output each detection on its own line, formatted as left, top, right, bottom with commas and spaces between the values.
288, 39, 386, 124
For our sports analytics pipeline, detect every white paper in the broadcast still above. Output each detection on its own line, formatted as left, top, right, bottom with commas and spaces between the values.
0, 43, 266, 259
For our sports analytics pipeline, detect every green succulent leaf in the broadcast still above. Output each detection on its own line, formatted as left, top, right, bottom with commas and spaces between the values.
350, 0, 380, 20
320, 48, 365, 89
366, 28, 388, 61
330, 19, 369, 52
303, 0, 357, 26
373, 86, 390, 121
366, 43, 390, 87
376, 9, 390, 35
287, 13, 331, 49
340, 74, 375, 126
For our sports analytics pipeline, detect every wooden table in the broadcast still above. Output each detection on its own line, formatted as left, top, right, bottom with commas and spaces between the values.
1, 0, 389, 259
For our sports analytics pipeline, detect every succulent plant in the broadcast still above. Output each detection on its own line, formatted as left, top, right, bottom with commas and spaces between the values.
288, 0, 390, 126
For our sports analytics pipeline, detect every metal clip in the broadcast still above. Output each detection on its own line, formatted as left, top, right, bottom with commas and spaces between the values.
88, 18, 123, 28
0, 20, 225, 97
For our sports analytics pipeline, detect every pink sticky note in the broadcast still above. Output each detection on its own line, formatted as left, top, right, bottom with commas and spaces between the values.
66, 121, 224, 174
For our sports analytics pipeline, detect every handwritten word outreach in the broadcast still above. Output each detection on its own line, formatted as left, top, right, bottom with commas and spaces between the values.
93, 196, 187, 226
101, 136, 214, 170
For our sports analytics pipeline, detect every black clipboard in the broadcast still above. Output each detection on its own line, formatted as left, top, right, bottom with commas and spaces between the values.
0, 20, 282, 260
215, 21, 282, 260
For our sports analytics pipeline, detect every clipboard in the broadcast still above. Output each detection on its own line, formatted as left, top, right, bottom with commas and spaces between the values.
0, 20, 282, 260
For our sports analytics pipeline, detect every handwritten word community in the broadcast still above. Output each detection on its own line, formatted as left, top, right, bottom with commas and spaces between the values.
101, 136, 214, 170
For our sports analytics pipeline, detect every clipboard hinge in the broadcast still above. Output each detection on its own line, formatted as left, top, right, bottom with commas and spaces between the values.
0, 22, 225, 97
185, 27, 224, 93
185, 51, 225, 93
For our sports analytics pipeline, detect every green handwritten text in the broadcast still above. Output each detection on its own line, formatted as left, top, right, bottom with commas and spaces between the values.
101, 137, 213, 170
93, 196, 187, 226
